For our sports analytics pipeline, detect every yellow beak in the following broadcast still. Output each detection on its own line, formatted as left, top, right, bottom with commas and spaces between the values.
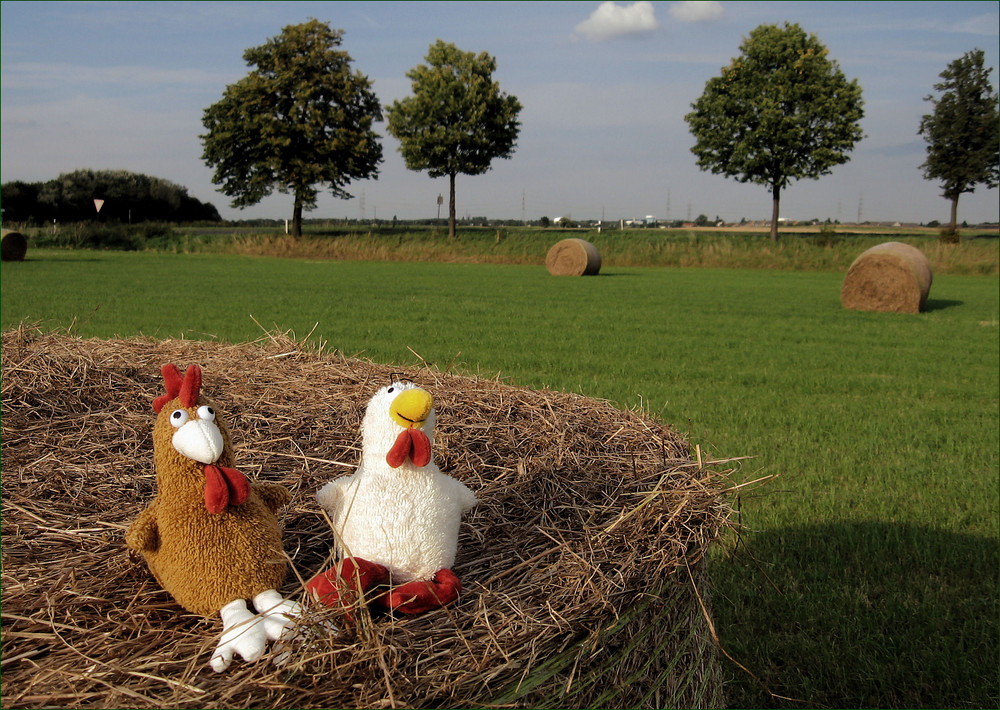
389, 388, 433, 429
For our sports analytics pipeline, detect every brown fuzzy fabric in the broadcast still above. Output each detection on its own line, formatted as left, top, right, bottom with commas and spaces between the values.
1, 325, 737, 709
125, 384, 291, 616
126, 482, 289, 616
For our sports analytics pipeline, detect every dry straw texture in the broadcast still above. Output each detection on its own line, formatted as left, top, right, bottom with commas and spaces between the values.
2, 325, 734, 709
1, 229, 28, 262
545, 238, 602, 276
841, 241, 933, 313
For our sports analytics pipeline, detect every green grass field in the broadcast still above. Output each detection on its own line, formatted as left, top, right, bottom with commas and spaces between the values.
2, 248, 998, 708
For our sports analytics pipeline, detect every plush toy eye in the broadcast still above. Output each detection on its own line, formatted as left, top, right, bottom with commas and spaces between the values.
387, 386, 395, 394
197, 405, 215, 422
169, 409, 190, 428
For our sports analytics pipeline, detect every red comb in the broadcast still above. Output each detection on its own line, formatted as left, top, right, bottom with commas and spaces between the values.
179, 365, 202, 408
153, 364, 202, 412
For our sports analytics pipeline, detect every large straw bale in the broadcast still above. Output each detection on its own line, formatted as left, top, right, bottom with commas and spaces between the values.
1, 325, 736, 709
841, 241, 933, 313
1, 228, 28, 261
546, 238, 601, 275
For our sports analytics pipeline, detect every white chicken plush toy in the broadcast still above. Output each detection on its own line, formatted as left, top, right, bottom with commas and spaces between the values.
308, 381, 478, 615
126, 364, 302, 672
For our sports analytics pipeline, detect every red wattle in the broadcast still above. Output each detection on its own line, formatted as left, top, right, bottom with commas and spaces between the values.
410, 429, 431, 467
220, 466, 250, 506
387, 431, 412, 468
203, 464, 250, 513
386, 429, 432, 468
204, 464, 228, 514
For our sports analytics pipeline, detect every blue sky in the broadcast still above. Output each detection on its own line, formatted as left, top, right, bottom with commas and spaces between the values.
2, 1, 998, 224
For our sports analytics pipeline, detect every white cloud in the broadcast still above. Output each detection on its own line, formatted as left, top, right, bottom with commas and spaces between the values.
668, 2, 724, 23
574, 2, 660, 41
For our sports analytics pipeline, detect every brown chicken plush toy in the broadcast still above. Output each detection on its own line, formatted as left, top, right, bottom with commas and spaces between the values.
126, 364, 301, 672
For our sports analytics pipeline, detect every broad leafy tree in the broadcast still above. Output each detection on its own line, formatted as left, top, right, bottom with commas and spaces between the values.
385, 40, 522, 238
1, 170, 220, 224
201, 20, 382, 236
685, 22, 864, 241
918, 49, 999, 236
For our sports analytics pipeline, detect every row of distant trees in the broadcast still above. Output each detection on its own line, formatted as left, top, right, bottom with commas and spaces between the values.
196, 19, 995, 244
200, 20, 520, 239
3, 22, 993, 240
1, 169, 221, 225
685, 25, 998, 241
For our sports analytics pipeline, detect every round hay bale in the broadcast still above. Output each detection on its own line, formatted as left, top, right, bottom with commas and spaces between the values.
1, 228, 27, 261
841, 241, 933, 314
546, 238, 601, 276
0, 325, 736, 709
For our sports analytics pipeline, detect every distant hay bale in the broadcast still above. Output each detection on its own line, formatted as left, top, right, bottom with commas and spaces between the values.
546, 238, 601, 276
1, 228, 27, 261
1, 325, 737, 709
841, 241, 933, 314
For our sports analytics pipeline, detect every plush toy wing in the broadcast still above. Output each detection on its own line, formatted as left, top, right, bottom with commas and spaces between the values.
254, 481, 292, 515
125, 502, 161, 554
316, 476, 352, 519
447, 476, 478, 514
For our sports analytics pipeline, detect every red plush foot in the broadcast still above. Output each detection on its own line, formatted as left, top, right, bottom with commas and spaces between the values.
306, 557, 390, 608
381, 568, 462, 615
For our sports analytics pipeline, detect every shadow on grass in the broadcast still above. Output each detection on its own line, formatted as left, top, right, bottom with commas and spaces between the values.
12, 256, 104, 263
710, 522, 999, 709
924, 298, 964, 311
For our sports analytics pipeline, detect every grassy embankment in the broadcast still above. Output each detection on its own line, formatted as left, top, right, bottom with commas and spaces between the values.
1, 234, 997, 708
13, 221, 1000, 275
191, 223, 1000, 276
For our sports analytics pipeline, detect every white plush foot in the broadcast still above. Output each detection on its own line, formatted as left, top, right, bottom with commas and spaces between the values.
253, 589, 302, 642
210, 599, 268, 673
252, 589, 304, 667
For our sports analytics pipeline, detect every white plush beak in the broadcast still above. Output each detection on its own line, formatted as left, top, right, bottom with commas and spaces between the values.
172, 419, 224, 464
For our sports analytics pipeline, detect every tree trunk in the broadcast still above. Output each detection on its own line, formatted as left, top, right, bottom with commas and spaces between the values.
949, 194, 959, 233
448, 172, 457, 239
769, 183, 781, 242
292, 197, 303, 238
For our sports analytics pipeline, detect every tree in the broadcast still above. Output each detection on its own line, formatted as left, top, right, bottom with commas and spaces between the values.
918, 49, 999, 236
2, 170, 220, 225
201, 20, 382, 237
0, 181, 41, 223
685, 22, 864, 241
385, 40, 522, 238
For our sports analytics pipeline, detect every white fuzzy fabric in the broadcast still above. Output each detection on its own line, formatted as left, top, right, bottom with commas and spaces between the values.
317, 382, 477, 584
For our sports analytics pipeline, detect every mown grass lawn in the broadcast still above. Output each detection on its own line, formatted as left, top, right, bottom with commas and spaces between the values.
3, 248, 997, 708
